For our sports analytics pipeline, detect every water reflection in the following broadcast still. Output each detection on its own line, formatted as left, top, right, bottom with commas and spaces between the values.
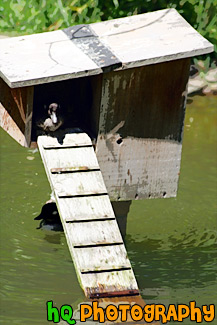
42, 232, 63, 245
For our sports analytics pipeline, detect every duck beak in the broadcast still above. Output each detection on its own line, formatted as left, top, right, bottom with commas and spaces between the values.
51, 111, 57, 124
34, 214, 42, 220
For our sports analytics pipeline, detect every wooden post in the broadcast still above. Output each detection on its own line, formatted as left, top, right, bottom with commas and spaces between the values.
112, 201, 132, 238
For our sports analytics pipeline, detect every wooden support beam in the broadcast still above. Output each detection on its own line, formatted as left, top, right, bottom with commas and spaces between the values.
0, 78, 34, 147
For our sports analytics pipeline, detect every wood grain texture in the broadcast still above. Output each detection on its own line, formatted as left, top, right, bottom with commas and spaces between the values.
0, 31, 101, 88
24, 86, 34, 147
65, 219, 123, 246
96, 59, 190, 200
73, 244, 130, 272
97, 137, 182, 200
81, 270, 138, 298
0, 102, 26, 145
52, 171, 107, 197
44, 146, 99, 169
91, 8, 213, 69
0, 9, 213, 87
37, 133, 138, 298
0, 78, 34, 146
58, 195, 115, 222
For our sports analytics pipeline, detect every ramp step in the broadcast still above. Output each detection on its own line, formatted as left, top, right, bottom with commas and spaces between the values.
41, 132, 92, 147
44, 146, 99, 169
50, 167, 100, 173
52, 171, 107, 197
82, 270, 139, 299
37, 133, 139, 298
73, 245, 131, 272
60, 195, 116, 222
44, 144, 92, 149
65, 219, 123, 246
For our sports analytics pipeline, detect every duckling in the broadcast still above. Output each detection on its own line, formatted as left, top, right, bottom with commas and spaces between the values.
34, 202, 63, 231
37, 103, 64, 132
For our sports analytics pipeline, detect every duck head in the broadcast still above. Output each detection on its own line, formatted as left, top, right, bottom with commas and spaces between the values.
37, 102, 63, 132
34, 202, 63, 231
48, 103, 59, 125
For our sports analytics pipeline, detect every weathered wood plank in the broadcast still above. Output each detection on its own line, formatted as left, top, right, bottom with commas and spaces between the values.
0, 9, 213, 87
52, 171, 107, 197
91, 8, 213, 69
65, 220, 123, 246
96, 59, 189, 200
73, 244, 131, 273
56, 195, 115, 222
80, 270, 138, 298
40, 132, 92, 147
24, 86, 34, 147
50, 166, 100, 173
38, 135, 107, 197
0, 78, 34, 146
97, 137, 182, 200
37, 133, 139, 298
43, 146, 99, 170
0, 31, 101, 88
0, 102, 26, 145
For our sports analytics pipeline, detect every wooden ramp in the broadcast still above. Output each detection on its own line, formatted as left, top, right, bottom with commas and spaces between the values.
37, 132, 139, 299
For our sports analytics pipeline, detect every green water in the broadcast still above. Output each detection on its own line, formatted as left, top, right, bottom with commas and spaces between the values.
0, 95, 216, 324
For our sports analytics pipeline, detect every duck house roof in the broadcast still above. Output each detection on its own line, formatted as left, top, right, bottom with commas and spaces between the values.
0, 8, 213, 88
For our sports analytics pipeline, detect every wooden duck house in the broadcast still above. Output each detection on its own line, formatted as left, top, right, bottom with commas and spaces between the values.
0, 8, 213, 201
0, 9, 213, 298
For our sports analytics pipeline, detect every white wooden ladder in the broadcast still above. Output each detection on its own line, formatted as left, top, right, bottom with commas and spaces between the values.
37, 132, 139, 298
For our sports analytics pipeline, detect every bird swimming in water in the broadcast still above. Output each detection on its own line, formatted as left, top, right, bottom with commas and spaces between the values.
37, 103, 63, 132
34, 202, 63, 231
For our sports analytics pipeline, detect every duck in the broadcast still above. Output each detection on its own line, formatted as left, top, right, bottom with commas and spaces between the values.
34, 202, 63, 231
37, 103, 64, 132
